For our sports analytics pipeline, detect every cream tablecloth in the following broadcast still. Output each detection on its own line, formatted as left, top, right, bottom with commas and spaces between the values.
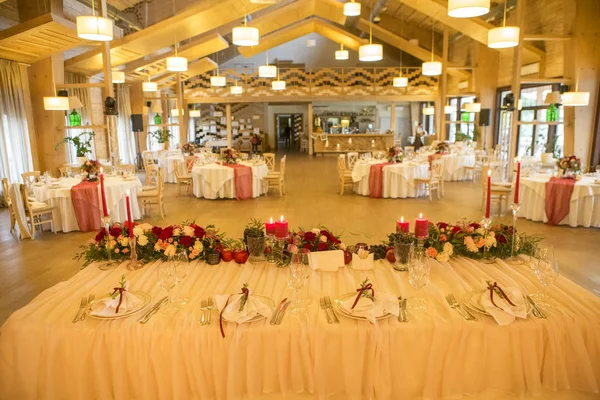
352, 160, 429, 198
518, 174, 600, 227
158, 152, 185, 183
192, 162, 269, 199
420, 152, 475, 181
1, 257, 599, 400
32, 176, 143, 232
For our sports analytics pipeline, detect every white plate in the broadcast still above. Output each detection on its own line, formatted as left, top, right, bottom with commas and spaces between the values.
86, 291, 152, 320
461, 290, 530, 316
216, 295, 275, 323
333, 292, 393, 321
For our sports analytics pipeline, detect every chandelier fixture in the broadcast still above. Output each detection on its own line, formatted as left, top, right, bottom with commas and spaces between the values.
335, 44, 349, 60
448, 0, 490, 18
111, 71, 125, 83
359, 15, 382, 62
232, 7, 259, 46
422, 23, 441, 76
488, 0, 519, 49
271, 68, 286, 90
76, 0, 113, 41
259, 50, 277, 78
343, 1, 361, 16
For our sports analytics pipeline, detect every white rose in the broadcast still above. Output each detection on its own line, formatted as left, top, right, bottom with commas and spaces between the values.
443, 242, 453, 255
119, 237, 129, 247
468, 244, 479, 253
137, 234, 148, 246
139, 223, 153, 232
194, 240, 204, 253
311, 228, 321, 235
320, 235, 328, 243
183, 226, 195, 237
154, 242, 162, 251
173, 228, 182, 236
485, 235, 497, 248
475, 228, 485, 236
164, 245, 176, 257
133, 226, 144, 237
436, 252, 450, 263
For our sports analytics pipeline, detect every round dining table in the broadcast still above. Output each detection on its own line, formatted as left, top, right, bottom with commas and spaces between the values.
191, 162, 269, 199
32, 176, 143, 232
352, 159, 429, 198
158, 151, 185, 183
420, 152, 475, 181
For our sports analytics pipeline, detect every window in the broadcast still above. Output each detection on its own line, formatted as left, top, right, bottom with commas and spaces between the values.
444, 96, 475, 141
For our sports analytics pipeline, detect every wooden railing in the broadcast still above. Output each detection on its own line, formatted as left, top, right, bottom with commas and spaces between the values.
185, 67, 438, 99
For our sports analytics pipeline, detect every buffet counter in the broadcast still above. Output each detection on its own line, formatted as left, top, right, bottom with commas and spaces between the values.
313, 133, 394, 154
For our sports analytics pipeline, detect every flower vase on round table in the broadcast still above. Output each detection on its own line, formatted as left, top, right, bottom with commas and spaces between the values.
77, 156, 88, 166
246, 236, 266, 263
206, 251, 221, 265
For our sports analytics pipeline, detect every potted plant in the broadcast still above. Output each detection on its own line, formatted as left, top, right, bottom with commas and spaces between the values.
202, 233, 222, 265
150, 129, 173, 150
243, 218, 266, 262
232, 239, 249, 264
388, 231, 415, 271
55, 131, 95, 165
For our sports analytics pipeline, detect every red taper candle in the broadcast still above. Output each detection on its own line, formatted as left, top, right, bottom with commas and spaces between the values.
100, 168, 108, 217
514, 160, 521, 204
125, 190, 133, 238
485, 169, 492, 218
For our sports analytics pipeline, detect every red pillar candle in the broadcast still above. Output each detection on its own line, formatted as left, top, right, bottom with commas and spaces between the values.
486, 169, 492, 218
415, 213, 429, 238
396, 216, 410, 233
274, 215, 288, 239
100, 168, 109, 217
125, 190, 133, 238
265, 217, 276, 235
514, 160, 521, 204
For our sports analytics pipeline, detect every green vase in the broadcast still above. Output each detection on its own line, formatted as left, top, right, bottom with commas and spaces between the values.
546, 104, 558, 122
69, 110, 81, 126
154, 113, 162, 125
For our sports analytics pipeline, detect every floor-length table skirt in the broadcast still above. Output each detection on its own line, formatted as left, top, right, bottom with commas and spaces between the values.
518, 176, 600, 227
440, 154, 475, 181
192, 163, 268, 199
1, 257, 599, 400
353, 162, 429, 198
32, 177, 143, 232
158, 155, 185, 183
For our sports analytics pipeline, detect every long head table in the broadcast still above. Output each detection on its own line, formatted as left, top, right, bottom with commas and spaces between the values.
1, 256, 599, 399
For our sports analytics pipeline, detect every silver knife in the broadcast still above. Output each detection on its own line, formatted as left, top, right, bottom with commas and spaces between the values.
526, 295, 547, 319
270, 297, 288, 325
138, 297, 168, 324
276, 301, 291, 325
397, 296, 405, 322
401, 298, 408, 322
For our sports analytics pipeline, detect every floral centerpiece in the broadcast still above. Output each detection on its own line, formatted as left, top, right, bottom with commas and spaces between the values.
387, 146, 403, 163
558, 155, 581, 178
435, 142, 450, 154
182, 142, 197, 155
80, 159, 102, 181
221, 148, 239, 165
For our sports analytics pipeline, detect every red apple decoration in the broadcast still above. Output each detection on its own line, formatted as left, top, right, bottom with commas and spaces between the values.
233, 249, 249, 264
221, 248, 234, 262
385, 247, 396, 263
343, 250, 352, 265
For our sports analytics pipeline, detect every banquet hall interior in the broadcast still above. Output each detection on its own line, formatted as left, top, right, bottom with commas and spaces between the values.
1, 0, 600, 399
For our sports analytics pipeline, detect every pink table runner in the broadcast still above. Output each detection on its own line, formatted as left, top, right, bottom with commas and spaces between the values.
545, 177, 575, 225
71, 180, 101, 232
225, 164, 253, 200
369, 162, 393, 198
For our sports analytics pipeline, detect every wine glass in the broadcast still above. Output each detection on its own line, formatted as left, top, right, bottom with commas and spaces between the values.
407, 248, 430, 314
157, 261, 180, 314
288, 253, 308, 314
300, 251, 312, 306
171, 250, 190, 305
531, 246, 559, 308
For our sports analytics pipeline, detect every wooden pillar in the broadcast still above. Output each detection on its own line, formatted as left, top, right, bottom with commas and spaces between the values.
438, 28, 449, 141
308, 102, 314, 155
226, 104, 232, 148
509, 0, 525, 164
98, 0, 118, 165
390, 103, 396, 136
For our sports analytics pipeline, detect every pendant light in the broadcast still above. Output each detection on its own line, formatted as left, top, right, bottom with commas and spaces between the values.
232, 6, 259, 46
171, 108, 184, 117
272, 68, 286, 90
166, 0, 188, 72
393, 21, 408, 88
335, 44, 349, 60
230, 80, 243, 95
423, 104, 435, 115
422, 22, 442, 76
143, 76, 157, 92
189, 108, 201, 118
444, 99, 456, 114
488, 0, 519, 48
343, 1, 361, 16
448, 0, 490, 18
77, 0, 113, 41
43, 39, 69, 111
563, 70, 590, 106
259, 50, 277, 78
112, 71, 125, 83
211, 52, 226, 87
359, 10, 382, 62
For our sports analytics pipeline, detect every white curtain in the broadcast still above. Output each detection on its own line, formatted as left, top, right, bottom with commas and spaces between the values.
117, 85, 136, 164
64, 72, 95, 163
0, 59, 34, 183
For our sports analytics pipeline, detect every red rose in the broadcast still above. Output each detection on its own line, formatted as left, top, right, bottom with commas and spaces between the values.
180, 235, 193, 247
191, 224, 205, 238
317, 242, 328, 251
109, 226, 122, 238
330, 236, 341, 244
451, 226, 462, 235
437, 222, 449, 229
151, 226, 163, 237
468, 223, 480, 229
303, 232, 317, 242
160, 226, 174, 241
303, 243, 314, 251
497, 234, 508, 244
95, 228, 106, 242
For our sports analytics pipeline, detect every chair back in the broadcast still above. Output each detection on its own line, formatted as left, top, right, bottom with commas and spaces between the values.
146, 165, 159, 186
263, 153, 275, 171
347, 152, 358, 170
1, 178, 9, 204
121, 164, 136, 174
280, 155, 287, 175
58, 167, 67, 177
19, 184, 33, 217
431, 159, 444, 180
157, 168, 164, 197
481, 162, 504, 187
142, 151, 157, 166
184, 156, 198, 172
337, 154, 346, 173
21, 171, 40, 192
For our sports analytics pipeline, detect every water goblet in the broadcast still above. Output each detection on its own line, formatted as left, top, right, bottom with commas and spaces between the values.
531, 246, 559, 308
157, 260, 181, 314
288, 253, 309, 314
171, 250, 191, 305
407, 248, 430, 314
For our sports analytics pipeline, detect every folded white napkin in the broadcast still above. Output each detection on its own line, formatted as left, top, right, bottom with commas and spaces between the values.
308, 250, 345, 271
29, 201, 48, 209
341, 292, 399, 324
350, 253, 374, 270
214, 292, 272, 323
480, 286, 527, 326
90, 283, 142, 317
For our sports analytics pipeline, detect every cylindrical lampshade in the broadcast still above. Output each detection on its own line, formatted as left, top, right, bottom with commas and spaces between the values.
272, 80, 286, 90
488, 26, 520, 49
393, 76, 408, 87
422, 61, 442, 76
447, 0, 490, 18
43, 96, 70, 111
210, 76, 226, 87
562, 92, 590, 106
232, 26, 259, 46
359, 43, 383, 62
343, 2, 361, 16
230, 85, 243, 95
112, 71, 125, 83
335, 49, 349, 60
463, 102, 481, 112
444, 105, 456, 114
423, 106, 435, 116
544, 91, 562, 104
143, 81, 158, 92
189, 110, 201, 118
166, 56, 188, 72
259, 65, 277, 78
76, 16, 114, 41
171, 109, 182, 117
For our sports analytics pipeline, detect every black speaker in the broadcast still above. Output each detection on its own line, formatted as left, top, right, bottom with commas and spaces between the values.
480, 109, 491, 127
131, 114, 144, 132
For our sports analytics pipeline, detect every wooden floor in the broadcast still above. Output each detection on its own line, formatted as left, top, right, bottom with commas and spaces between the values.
1, 152, 599, 324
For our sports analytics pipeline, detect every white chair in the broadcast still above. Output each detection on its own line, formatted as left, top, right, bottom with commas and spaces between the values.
263, 155, 286, 196
337, 155, 354, 195
121, 164, 136, 174
20, 184, 56, 238
174, 163, 193, 196
481, 162, 511, 215
263, 153, 276, 172
414, 159, 443, 201
137, 168, 165, 218
143, 164, 159, 191
346, 152, 359, 170
300, 138, 308, 152
21, 171, 40, 194
184, 156, 198, 173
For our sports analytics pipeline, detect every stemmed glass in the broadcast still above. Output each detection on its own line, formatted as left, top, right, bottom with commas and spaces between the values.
407, 248, 430, 314
288, 253, 309, 314
157, 259, 180, 314
171, 250, 191, 305
531, 246, 559, 308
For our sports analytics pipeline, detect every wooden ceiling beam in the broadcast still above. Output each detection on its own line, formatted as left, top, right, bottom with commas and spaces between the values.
238, 19, 317, 58
313, 19, 367, 51
157, 58, 218, 87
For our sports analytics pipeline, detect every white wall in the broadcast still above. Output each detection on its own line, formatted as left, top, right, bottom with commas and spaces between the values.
267, 104, 309, 150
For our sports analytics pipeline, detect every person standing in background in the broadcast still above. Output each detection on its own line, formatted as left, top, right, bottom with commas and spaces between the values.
415, 123, 427, 151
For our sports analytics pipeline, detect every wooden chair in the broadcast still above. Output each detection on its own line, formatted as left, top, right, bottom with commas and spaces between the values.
263, 153, 275, 172
143, 164, 159, 191
19, 184, 56, 239
58, 167, 68, 178
137, 168, 165, 219
121, 164, 136, 174
142, 151, 157, 167
464, 153, 488, 182
346, 152, 359, 170
481, 163, 511, 215
414, 159, 443, 201
21, 171, 40, 193
174, 162, 193, 195
300, 138, 308, 152
337, 155, 354, 195
184, 156, 198, 173
263, 155, 286, 196
2, 178, 15, 231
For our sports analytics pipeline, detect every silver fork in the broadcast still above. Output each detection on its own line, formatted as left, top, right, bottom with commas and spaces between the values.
200, 300, 207, 325
324, 296, 340, 323
206, 298, 214, 325
446, 294, 477, 321
72, 297, 87, 323
80, 294, 95, 322
320, 297, 333, 324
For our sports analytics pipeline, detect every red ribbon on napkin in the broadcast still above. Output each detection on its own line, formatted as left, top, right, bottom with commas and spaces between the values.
224, 164, 253, 200
351, 283, 375, 310
545, 177, 575, 225
487, 282, 516, 309
71, 180, 101, 232
110, 286, 127, 314
368, 163, 393, 198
